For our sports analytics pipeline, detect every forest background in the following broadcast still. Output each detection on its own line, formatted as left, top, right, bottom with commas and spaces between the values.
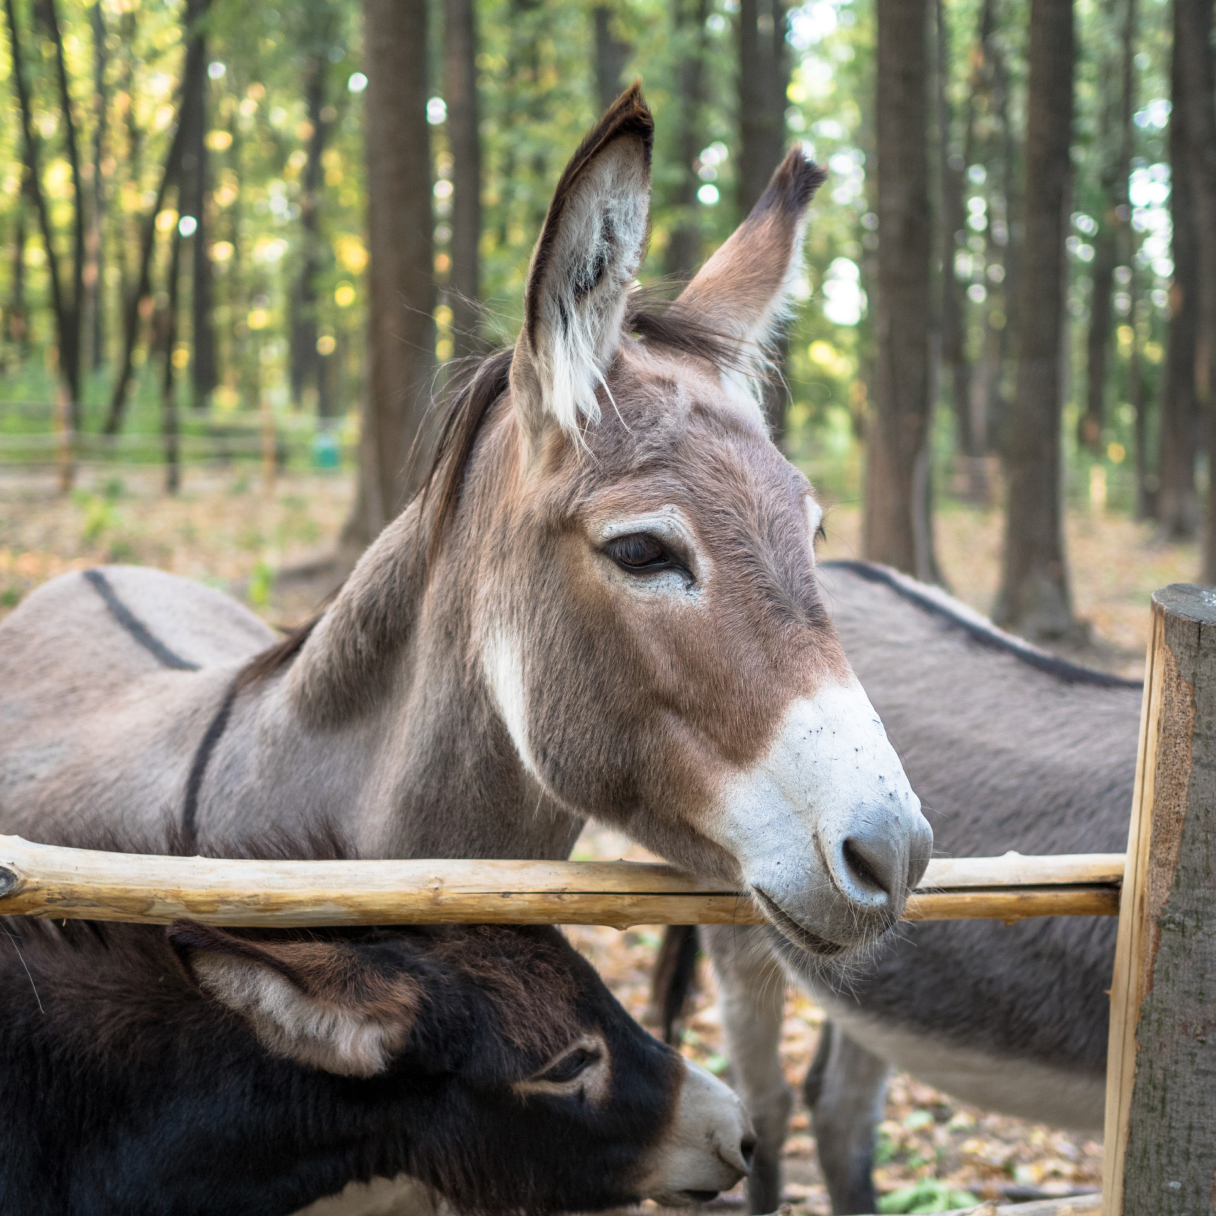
0, 0, 1211, 649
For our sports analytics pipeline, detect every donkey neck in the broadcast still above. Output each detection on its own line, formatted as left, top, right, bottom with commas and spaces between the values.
217, 494, 583, 862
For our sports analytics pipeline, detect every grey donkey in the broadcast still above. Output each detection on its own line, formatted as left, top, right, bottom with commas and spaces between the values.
659, 559, 1139, 1214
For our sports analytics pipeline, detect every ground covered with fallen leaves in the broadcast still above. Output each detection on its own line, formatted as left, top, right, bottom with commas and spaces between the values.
1, 462, 1197, 1214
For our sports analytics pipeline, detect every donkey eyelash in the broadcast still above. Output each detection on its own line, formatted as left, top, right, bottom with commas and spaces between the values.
816, 524, 827, 543
538, 1045, 601, 1084
603, 533, 687, 576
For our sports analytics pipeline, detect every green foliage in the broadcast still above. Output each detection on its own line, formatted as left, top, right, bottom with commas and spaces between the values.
877, 1179, 980, 1214
247, 556, 273, 607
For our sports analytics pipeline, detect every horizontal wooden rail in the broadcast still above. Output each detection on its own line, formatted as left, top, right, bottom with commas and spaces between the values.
0, 836, 1123, 929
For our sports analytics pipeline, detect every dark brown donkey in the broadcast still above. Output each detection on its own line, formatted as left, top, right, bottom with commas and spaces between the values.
0, 88, 929, 957
0, 843, 752, 1216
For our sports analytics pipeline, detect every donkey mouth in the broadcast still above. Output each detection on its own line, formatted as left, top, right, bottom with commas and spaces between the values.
751, 887, 852, 957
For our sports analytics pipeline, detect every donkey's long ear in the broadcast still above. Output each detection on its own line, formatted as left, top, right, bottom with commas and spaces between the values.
169, 922, 421, 1077
677, 148, 826, 351
511, 85, 653, 448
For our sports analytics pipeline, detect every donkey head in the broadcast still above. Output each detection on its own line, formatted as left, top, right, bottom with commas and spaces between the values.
170, 921, 752, 1212
450, 87, 932, 955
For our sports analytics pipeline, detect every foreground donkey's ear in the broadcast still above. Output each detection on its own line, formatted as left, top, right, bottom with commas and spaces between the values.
169, 921, 421, 1077
511, 84, 653, 449
677, 148, 826, 352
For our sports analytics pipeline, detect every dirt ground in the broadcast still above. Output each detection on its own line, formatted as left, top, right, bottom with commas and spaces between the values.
2, 463, 1192, 1214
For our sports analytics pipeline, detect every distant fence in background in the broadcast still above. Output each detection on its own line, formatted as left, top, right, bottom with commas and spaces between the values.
0, 402, 357, 474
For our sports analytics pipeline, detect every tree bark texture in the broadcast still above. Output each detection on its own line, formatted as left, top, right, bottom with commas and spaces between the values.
43, 0, 86, 424
5, 0, 83, 423
87, 0, 109, 374
993, 0, 1074, 639
1102, 585, 1216, 1216
161, 227, 183, 494
864, 0, 938, 583
663, 0, 710, 283
6, 195, 28, 350
592, 6, 632, 114
1158, 14, 1200, 539
737, 0, 788, 217
936, 0, 979, 463
445, 0, 483, 357
1174, 0, 1216, 581
345, 0, 435, 549
180, 0, 216, 408
290, 53, 330, 407
1080, 0, 1136, 453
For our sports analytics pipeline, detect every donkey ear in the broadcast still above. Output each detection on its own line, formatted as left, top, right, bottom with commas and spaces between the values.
510, 84, 654, 449
677, 148, 826, 351
169, 922, 421, 1077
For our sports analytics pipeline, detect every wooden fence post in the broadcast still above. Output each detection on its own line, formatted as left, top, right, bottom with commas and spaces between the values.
1102, 584, 1216, 1215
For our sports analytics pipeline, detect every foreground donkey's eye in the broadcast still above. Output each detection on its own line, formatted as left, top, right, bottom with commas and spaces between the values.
539, 1045, 600, 1083
604, 533, 672, 572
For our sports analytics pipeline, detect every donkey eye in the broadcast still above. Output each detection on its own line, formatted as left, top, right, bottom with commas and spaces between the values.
538, 1045, 600, 1084
604, 533, 672, 572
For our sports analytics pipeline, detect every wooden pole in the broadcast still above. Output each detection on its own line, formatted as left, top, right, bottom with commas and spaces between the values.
1102, 585, 1216, 1216
0, 836, 1121, 929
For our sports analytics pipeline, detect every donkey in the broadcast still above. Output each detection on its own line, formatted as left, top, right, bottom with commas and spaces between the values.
0, 844, 753, 1215
0, 88, 930, 962
660, 561, 1140, 1214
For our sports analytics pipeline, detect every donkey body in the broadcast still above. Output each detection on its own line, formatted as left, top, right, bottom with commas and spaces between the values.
0, 90, 929, 960
0, 901, 751, 1216
703, 561, 1140, 1213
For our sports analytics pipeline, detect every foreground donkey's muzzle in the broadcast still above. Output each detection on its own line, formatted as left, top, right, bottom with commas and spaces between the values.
718, 680, 932, 954
636, 1059, 755, 1205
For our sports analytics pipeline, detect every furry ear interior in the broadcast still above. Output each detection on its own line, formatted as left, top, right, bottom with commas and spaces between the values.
510, 84, 653, 450
677, 147, 826, 360
169, 922, 421, 1077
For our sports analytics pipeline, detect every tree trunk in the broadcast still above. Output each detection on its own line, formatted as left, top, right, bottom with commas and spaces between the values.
993, 0, 1075, 639
445, 0, 482, 357
1080, 0, 1136, 453
738, 0, 790, 439
43, 0, 86, 424
6, 196, 28, 352
863, 0, 939, 583
978, 10, 1020, 456
937, 0, 976, 464
161, 225, 183, 494
290, 55, 329, 407
663, 0, 709, 283
343, 0, 436, 552
737, 0, 788, 216
1175, 0, 1216, 580
178, 0, 215, 409
88, 0, 109, 375
1157, 3, 1200, 538
5, 0, 80, 423
592, 6, 632, 114
103, 40, 203, 435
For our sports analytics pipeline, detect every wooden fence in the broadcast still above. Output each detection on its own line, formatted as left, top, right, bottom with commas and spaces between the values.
0, 584, 1212, 1216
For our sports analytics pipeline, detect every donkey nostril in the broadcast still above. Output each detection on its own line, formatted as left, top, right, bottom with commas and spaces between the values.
740, 1134, 758, 1170
838, 832, 899, 901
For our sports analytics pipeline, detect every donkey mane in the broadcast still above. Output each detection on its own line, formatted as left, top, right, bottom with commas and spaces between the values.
822, 560, 1142, 690
240, 298, 752, 689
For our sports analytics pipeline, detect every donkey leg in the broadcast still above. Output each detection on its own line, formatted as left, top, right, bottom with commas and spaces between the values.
803, 1022, 889, 1216
705, 925, 791, 1214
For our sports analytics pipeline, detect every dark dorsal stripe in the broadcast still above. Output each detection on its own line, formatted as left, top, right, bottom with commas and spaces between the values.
181, 680, 240, 851
821, 560, 1142, 690
83, 569, 200, 672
